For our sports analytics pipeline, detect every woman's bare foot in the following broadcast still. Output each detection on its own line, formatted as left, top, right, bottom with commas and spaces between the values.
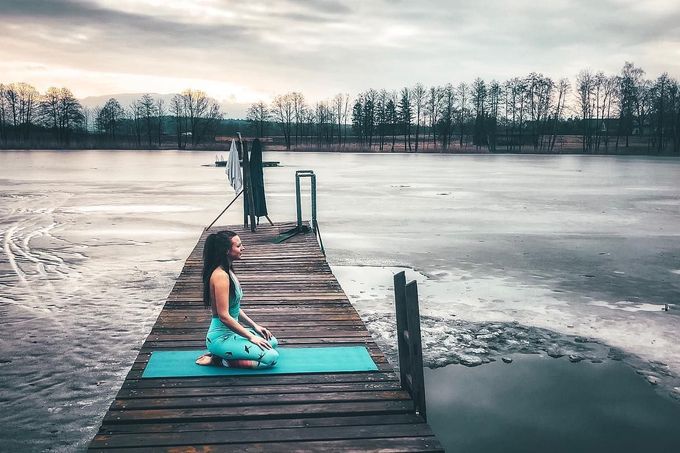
195, 353, 218, 366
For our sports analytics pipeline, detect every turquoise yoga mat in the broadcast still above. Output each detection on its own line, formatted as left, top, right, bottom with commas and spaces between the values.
142, 346, 378, 378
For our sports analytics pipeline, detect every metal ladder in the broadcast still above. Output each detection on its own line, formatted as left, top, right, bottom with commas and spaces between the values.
274, 170, 325, 255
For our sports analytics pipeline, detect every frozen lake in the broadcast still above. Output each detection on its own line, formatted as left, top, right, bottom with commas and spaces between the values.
1, 150, 679, 451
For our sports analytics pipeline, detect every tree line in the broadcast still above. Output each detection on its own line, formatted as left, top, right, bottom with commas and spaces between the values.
0, 85, 223, 148
246, 62, 680, 155
2, 61, 679, 154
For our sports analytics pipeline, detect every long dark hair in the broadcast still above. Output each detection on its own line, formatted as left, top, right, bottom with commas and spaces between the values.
202, 230, 237, 308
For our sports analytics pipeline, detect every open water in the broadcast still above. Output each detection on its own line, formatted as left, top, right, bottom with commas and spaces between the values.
1, 150, 679, 451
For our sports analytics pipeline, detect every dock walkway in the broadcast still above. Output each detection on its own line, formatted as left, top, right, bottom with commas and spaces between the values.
89, 223, 443, 452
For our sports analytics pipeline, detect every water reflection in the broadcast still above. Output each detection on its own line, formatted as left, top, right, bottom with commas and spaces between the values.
425, 355, 680, 453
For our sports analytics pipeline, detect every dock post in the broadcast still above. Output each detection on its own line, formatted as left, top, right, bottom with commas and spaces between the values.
310, 172, 317, 232
239, 135, 256, 231
295, 173, 303, 230
405, 280, 426, 421
394, 271, 411, 392
394, 271, 427, 421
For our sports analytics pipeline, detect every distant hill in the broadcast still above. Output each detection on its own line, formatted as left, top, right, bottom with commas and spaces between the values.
79, 93, 251, 120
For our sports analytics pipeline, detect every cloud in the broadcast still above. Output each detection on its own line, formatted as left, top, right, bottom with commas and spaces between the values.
0, 0, 679, 103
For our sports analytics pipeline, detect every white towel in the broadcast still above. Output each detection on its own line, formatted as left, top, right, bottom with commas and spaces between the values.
226, 139, 242, 194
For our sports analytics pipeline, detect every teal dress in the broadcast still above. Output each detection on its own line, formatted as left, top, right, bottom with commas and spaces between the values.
205, 270, 278, 367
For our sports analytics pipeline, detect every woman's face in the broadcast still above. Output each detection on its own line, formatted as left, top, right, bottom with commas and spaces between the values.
227, 235, 244, 260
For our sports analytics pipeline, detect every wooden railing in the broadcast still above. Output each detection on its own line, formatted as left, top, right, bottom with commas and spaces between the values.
393, 271, 427, 421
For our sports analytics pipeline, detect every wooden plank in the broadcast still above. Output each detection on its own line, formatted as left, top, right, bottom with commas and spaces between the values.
110, 390, 411, 410
103, 400, 416, 423
92, 423, 435, 448
98, 413, 424, 435
90, 436, 443, 452
121, 371, 400, 390
116, 381, 403, 399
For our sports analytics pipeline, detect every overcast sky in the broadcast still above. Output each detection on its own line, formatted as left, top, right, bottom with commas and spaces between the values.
1, 0, 679, 105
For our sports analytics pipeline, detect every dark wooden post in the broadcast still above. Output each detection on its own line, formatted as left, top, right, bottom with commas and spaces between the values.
393, 271, 410, 390
393, 271, 427, 421
240, 138, 256, 231
405, 280, 426, 421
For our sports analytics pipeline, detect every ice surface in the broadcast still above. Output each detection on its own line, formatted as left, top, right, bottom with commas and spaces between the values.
334, 264, 680, 397
65, 204, 202, 213
1, 151, 680, 451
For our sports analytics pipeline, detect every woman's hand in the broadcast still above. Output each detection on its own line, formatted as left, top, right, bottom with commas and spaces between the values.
253, 324, 273, 341
248, 334, 272, 350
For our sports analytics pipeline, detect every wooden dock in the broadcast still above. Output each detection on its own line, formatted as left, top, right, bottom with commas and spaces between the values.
89, 223, 443, 452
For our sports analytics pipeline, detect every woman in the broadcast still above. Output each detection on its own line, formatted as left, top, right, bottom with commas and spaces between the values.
196, 230, 279, 368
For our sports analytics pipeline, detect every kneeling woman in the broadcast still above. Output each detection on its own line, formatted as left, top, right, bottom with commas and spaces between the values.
199, 230, 279, 368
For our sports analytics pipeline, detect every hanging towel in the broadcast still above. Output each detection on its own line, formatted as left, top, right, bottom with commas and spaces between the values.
226, 139, 242, 194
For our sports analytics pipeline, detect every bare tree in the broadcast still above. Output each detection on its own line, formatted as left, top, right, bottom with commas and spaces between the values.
3, 82, 39, 142
156, 98, 165, 147
595, 74, 618, 152
386, 91, 398, 152
351, 94, 364, 145
576, 70, 595, 152
272, 93, 294, 149
19, 83, 39, 141
138, 94, 156, 147
247, 101, 270, 138
96, 98, 125, 141
439, 84, 454, 149
670, 78, 680, 154
636, 79, 653, 151
549, 78, 570, 151
487, 80, 502, 152
40, 87, 83, 145
503, 78, 529, 151
652, 73, 673, 153
617, 62, 645, 150
524, 73, 554, 151
313, 100, 334, 146
3, 84, 19, 139
332, 93, 350, 147
41, 87, 60, 139
129, 100, 143, 146
0, 84, 7, 143
181, 89, 221, 146
82, 106, 92, 134
471, 78, 487, 149
457, 83, 468, 147
170, 94, 185, 148
183, 89, 204, 145
376, 90, 389, 151
343, 94, 351, 147
398, 87, 413, 151
412, 83, 426, 152
426, 86, 442, 150
352, 90, 378, 149
290, 92, 306, 146
364, 89, 377, 149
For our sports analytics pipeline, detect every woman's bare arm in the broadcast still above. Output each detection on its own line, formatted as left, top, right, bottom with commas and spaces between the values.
239, 309, 272, 340
212, 271, 271, 349
239, 309, 257, 328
